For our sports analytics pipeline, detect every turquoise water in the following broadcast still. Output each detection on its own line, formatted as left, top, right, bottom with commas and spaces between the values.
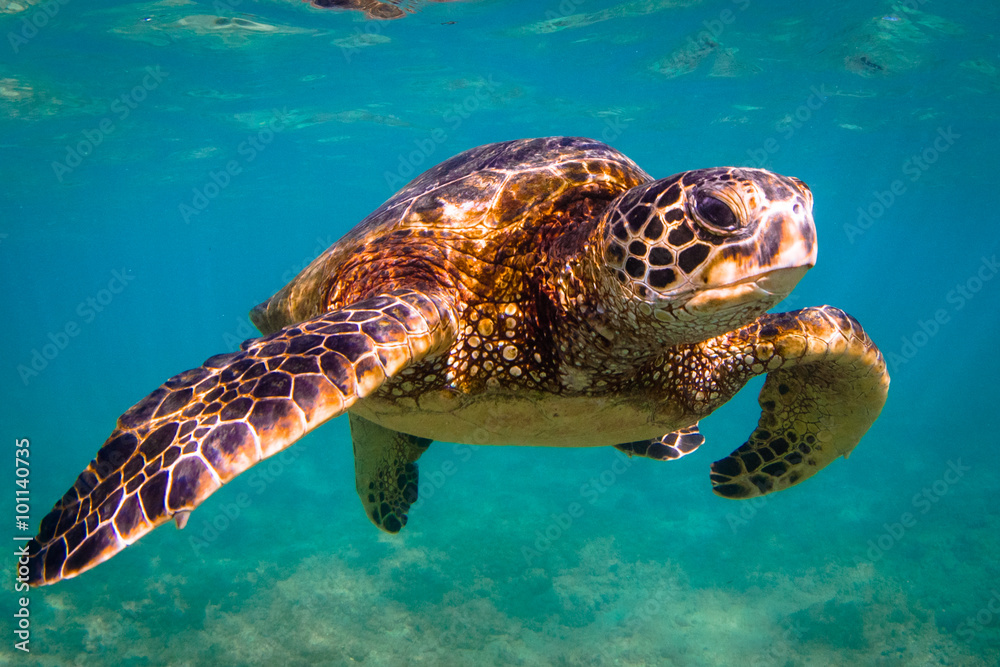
2, 0, 999, 664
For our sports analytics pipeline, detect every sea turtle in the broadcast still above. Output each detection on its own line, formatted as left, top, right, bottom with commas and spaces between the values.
26, 136, 889, 586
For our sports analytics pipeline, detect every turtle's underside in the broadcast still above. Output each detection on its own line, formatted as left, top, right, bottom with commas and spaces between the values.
26, 137, 889, 585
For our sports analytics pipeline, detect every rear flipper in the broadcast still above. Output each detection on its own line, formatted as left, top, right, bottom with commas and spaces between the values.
615, 424, 704, 461
349, 413, 431, 533
706, 307, 889, 498
27, 290, 457, 586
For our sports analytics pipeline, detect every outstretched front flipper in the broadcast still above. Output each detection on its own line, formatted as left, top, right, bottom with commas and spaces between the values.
27, 290, 457, 586
702, 306, 889, 498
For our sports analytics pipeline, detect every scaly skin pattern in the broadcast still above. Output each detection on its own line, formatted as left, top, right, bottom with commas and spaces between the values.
27, 137, 889, 585
683, 306, 888, 497
27, 291, 456, 586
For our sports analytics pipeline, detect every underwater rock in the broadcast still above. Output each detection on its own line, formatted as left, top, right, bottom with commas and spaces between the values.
710, 47, 761, 78
109, 3, 314, 49
0, 73, 104, 120
652, 33, 718, 78
332, 31, 391, 48
840, 10, 964, 77
516, 0, 702, 35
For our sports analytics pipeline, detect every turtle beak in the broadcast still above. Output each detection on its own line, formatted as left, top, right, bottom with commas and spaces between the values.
685, 265, 809, 314
754, 264, 811, 298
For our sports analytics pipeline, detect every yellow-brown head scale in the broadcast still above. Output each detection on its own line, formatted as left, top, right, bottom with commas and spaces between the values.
598, 167, 817, 343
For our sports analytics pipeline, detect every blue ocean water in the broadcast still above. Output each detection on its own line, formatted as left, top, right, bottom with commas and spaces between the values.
2, 0, 999, 663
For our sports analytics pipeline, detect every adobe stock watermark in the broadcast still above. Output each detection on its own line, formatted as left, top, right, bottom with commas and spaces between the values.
843, 126, 959, 243
887, 254, 996, 373
589, 585, 677, 663
218, 235, 336, 351
275, 235, 336, 286
179, 107, 291, 224
861, 459, 970, 563
595, 113, 628, 146
957, 589, 1000, 642
744, 85, 830, 168
521, 449, 636, 565
51, 66, 168, 182
13, 437, 32, 654
542, 0, 586, 23
16, 268, 135, 386
7, 0, 71, 54
221, 316, 257, 353
591, 584, 803, 666
724, 491, 771, 534
409, 444, 474, 512
337, 19, 389, 63
188, 447, 302, 555
435, 610, 477, 651
383, 76, 499, 191
726, 419, 841, 534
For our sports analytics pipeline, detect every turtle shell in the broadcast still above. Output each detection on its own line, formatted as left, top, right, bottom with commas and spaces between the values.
252, 136, 651, 333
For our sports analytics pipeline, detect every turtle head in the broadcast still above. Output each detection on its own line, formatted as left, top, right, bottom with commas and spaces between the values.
598, 167, 817, 343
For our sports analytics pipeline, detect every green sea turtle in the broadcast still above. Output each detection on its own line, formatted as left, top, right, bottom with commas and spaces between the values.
27, 136, 889, 586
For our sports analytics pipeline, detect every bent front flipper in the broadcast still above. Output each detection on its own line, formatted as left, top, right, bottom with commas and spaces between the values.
27, 290, 457, 586
703, 307, 889, 499
615, 424, 704, 461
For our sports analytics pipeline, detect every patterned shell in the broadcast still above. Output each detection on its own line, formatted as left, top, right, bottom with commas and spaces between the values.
252, 137, 652, 334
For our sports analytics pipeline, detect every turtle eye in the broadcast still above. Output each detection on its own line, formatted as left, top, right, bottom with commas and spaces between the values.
692, 193, 740, 233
